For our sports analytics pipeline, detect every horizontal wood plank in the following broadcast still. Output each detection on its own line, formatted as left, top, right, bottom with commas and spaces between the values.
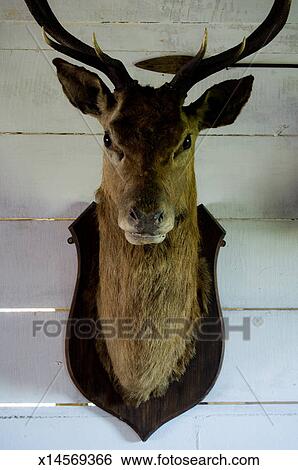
0, 51, 297, 135
218, 220, 298, 309
0, 311, 297, 404
0, 135, 101, 219
207, 311, 298, 402
0, 134, 297, 219
0, 311, 82, 404
0, 404, 297, 449
1, 0, 298, 23
197, 405, 298, 450
0, 404, 198, 449
0, 22, 297, 63
197, 135, 298, 219
0, 220, 297, 309
0, 221, 77, 308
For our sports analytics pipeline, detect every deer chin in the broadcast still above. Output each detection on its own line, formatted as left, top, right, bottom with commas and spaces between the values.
124, 231, 166, 245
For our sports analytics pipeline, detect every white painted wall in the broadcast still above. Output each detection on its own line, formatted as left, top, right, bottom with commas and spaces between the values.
0, 0, 297, 450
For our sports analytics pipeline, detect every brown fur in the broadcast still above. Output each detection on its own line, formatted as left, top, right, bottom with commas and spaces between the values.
94, 85, 206, 405
95, 169, 209, 405
53, 59, 254, 405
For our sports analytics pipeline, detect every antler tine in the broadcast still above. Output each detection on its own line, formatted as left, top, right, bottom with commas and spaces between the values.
93, 32, 122, 66
169, 0, 292, 96
24, 0, 134, 90
196, 28, 208, 61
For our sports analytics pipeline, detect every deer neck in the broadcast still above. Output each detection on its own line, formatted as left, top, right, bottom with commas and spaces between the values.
96, 168, 199, 321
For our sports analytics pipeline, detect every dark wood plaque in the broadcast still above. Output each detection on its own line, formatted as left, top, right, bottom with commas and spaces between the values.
66, 202, 226, 440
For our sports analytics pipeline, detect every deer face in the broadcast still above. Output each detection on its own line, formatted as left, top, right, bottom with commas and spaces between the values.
99, 86, 193, 245
54, 59, 254, 244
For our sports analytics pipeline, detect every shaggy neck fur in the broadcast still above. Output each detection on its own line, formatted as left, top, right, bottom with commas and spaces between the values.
96, 162, 206, 405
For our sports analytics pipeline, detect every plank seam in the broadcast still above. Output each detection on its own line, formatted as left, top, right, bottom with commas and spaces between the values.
1, 132, 297, 137
0, 308, 297, 313
0, 218, 297, 222
1, 47, 298, 56
1, 20, 298, 26
0, 401, 298, 407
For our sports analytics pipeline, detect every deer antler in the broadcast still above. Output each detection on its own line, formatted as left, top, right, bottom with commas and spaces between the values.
167, 0, 292, 96
196, 27, 208, 61
24, 0, 135, 90
25, 0, 291, 95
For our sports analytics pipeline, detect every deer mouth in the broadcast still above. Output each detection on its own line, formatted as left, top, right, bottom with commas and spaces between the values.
125, 231, 166, 245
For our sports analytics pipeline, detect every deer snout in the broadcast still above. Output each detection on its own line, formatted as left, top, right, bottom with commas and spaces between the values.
129, 207, 165, 227
118, 204, 175, 245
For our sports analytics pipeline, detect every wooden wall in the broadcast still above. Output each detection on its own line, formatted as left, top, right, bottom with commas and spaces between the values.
0, 0, 297, 449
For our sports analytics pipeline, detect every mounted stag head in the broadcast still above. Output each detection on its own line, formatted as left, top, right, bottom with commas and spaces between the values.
25, 0, 291, 405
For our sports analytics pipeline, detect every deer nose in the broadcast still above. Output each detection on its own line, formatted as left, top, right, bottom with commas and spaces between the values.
129, 207, 165, 227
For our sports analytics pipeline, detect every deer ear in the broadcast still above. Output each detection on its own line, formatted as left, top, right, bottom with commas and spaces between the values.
186, 75, 254, 129
52, 58, 115, 117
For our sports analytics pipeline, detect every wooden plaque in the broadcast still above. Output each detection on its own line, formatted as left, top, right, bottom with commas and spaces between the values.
66, 202, 226, 440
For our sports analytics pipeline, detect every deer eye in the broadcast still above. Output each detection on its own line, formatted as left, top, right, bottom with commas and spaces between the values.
103, 132, 112, 148
183, 134, 192, 150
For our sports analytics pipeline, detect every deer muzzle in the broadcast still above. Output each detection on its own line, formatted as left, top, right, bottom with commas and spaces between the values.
118, 204, 175, 245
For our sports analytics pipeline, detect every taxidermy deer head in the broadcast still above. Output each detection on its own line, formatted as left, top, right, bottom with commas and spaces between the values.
25, 0, 291, 405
